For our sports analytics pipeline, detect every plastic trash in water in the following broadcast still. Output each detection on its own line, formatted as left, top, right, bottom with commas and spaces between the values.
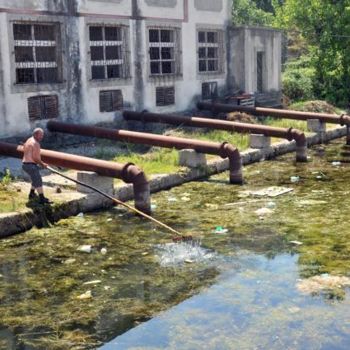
77, 212, 84, 218
290, 176, 300, 183
76, 290, 92, 300
77, 245, 92, 253
332, 161, 341, 166
151, 204, 157, 210
266, 201, 276, 209
290, 240, 303, 245
100, 247, 107, 255
106, 218, 113, 222
214, 226, 229, 234
167, 197, 177, 202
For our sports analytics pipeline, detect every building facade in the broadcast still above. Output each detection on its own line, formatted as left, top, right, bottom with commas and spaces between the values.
0, 0, 281, 138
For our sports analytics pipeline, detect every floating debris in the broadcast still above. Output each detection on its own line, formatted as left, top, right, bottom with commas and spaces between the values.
76, 290, 92, 300
290, 176, 300, 183
297, 274, 350, 295
77, 245, 92, 253
63, 258, 76, 265
255, 208, 273, 216
155, 241, 215, 267
77, 212, 84, 218
266, 201, 276, 209
181, 196, 191, 202
240, 187, 294, 198
290, 240, 303, 245
106, 218, 113, 222
167, 197, 177, 202
332, 161, 341, 166
214, 226, 228, 234
100, 248, 107, 255
83, 280, 102, 285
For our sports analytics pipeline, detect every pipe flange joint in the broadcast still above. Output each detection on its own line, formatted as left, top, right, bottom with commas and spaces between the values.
121, 162, 136, 183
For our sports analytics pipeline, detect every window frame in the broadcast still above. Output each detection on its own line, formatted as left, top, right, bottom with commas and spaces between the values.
88, 23, 131, 82
196, 27, 225, 77
13, 21, 62, 85
146, 24, 182, 80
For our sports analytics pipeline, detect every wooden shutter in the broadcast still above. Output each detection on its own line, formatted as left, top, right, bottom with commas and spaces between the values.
28, 95, 58, 120
156, 86, 175, 106
99, 90, 123, 112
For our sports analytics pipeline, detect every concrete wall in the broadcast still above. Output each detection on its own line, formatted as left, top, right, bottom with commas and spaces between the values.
0, 1, 282, 138
228, 26, 282, 96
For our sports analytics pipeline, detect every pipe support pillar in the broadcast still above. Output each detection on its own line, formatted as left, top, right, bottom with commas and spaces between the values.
249, 134, 271, 149
307, 119, 326, 142
76, 171, 114, 195
178, 149, 207, 168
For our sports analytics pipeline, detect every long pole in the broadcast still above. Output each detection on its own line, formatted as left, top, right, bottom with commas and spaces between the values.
47, 166, 186, 239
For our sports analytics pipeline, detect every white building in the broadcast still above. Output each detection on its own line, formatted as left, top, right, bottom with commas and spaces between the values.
0, 0, 282, 138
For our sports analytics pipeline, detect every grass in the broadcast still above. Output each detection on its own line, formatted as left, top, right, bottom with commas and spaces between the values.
116, 148, 180, 175
0, 184, 27, 213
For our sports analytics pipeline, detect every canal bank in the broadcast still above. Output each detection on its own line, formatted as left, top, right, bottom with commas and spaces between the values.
0, 125, 347, 238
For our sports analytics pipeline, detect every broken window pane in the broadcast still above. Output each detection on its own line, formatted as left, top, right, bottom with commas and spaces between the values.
107, 65, 121, 78
161, 30, 172, 42
89, 26, 103, 41
16, 68, 35, 83
162, 61, 173, 74
199, 60, 207, 72
105, 27, 121, 41
91, 46, 104, 61
35, 46, 56, 62
34, 25, 55, 40
14, 24, 31, 40
150, 61, 160, 74
15, 47, 33, 62
161, 47, 173, 60
198, 47, 206, 58
149, 29, 159, 43
208, 60, 218, 71
207, 47, 217, 58
37, 68, 58, 83
198, 31, 206, 43
106, 46, 121, 60
92, 66, 105, 79
207, 32, 217, 43
150, 47, 160, 60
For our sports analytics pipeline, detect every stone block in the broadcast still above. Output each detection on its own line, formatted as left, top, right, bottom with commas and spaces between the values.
76, 171, 114, 194
307, 119, 326, 133
249, 134, 271, 149
178, 149, 207, 168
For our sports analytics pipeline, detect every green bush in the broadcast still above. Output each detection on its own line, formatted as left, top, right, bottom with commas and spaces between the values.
282, 56, 315, 101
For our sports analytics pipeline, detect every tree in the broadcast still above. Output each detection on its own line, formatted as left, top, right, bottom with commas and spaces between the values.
274, 0, 350, 106
232, 0, 274, 26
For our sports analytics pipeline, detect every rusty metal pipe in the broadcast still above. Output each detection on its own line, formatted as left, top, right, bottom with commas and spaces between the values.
0, 141, 151, 214
47, 120, 243, 184
123, 111, 308, 162
197, 101, 350, 126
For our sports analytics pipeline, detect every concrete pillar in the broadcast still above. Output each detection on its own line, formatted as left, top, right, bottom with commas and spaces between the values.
76, 171, 114, 194
178, 149, 207, 168
133, 181, 151, 215
249, 134, 271, 149
307, 119, 326, 142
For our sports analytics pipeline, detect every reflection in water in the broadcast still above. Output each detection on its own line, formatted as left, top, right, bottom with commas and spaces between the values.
1, 139, 350, 349
102, 254, 350, 350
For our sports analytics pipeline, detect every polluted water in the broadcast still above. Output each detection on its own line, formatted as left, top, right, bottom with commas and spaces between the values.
154, 239, 216, 266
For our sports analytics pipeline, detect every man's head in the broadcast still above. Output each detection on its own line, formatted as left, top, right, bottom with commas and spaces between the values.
33, 128, 44, 142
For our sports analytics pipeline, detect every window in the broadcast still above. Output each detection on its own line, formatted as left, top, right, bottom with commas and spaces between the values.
257, 51, 264, 93
202, 82, 218, 100
156, 86, 175, 106
197, 30, 223, 73
148, 28, 180, 76
14, 23, 60, 84
27, 95, 58, 120
89, 25, 129, 80
99, 90, 123, 112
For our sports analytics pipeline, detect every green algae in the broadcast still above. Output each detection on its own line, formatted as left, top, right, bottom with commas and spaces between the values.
1, 138, 350, 349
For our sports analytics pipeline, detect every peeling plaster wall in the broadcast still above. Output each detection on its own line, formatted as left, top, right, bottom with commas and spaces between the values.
0, 0, 282, 138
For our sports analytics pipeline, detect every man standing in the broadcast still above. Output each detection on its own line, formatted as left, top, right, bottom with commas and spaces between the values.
22, 128, 52, 204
